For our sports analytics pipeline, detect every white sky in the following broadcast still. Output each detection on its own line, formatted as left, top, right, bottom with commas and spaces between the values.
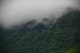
0, 0, 79, 28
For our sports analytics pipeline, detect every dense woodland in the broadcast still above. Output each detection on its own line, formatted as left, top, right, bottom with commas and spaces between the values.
0, 11, 80, 53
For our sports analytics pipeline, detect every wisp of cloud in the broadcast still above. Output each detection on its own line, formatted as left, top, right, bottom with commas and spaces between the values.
0, 0, 80, 28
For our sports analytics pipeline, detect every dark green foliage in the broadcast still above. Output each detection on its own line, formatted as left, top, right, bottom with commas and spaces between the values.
65, 44, 80, 53
0, 11, 80, 53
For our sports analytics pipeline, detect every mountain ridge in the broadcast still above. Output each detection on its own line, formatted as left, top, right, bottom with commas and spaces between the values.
0, 11, 80, 53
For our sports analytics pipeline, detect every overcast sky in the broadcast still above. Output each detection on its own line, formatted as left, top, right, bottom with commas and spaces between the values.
0, 0, 80, 28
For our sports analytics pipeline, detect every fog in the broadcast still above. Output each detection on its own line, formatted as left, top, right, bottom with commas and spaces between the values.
0, 0, 80, 28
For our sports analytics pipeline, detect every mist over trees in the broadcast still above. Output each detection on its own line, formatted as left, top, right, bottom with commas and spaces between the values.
0, 0, 80, 53
0, 11, 80, 53
0, 0, 80, 28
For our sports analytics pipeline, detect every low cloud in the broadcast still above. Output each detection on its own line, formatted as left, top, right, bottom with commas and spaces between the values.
0, 0, 80, 28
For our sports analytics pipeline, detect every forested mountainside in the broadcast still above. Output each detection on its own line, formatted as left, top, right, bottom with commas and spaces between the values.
0, 11, 80, 53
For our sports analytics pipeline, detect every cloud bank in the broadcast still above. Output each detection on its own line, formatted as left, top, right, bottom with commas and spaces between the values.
0, 0, 80, 28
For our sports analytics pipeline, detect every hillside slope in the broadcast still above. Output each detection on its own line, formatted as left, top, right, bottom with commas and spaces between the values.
0, 11, 80, 53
